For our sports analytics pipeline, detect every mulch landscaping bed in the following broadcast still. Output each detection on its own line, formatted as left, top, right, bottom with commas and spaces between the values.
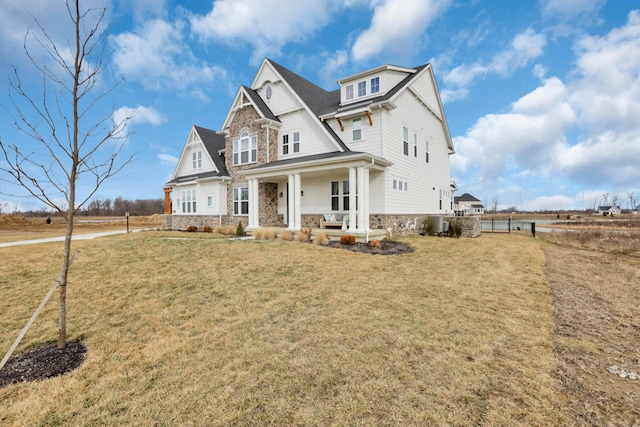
0, 341, 86, 388
327, 239, 415, 255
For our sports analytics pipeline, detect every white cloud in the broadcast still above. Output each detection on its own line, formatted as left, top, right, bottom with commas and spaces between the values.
158, 153, 178, 167
523, 194, 576, 211
453, 11, 640, 197
110, 19, 227, 92
351, 0, 451, 62
114, 106, 165, 127
444, 28, 546, 88
190, 0, 337, 65
540, 0, 606, 20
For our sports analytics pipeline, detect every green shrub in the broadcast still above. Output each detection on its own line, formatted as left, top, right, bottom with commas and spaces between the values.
236, 222, 245, 237
422, 217, 436, 236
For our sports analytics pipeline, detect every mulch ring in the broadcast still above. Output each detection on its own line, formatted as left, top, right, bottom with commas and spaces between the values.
327, 240, 415, 255
0, 341, 86, 388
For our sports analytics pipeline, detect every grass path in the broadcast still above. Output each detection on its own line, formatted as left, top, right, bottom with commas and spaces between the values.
0, 232, 565, 426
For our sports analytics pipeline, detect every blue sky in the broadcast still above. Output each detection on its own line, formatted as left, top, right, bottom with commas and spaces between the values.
1, 0, 639, 213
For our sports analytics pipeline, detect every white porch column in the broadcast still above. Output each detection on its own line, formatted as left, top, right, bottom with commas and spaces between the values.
287, 174, 295, 230
287, 174, 302, 231
247, 179, 259, 229
294, 173, 302, 230
363, 167, 370, 231
348, 167, 357, 231
356, 167, 365, 232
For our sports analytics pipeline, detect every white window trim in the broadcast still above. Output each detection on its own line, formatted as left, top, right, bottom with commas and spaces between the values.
352, 118, 362, 141
233, 131, 257, 166
233, 186, 249, 216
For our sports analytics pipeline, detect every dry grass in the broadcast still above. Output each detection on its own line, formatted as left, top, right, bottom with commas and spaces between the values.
0, 232, 565, 426
253, 228, 277, 240
0, 214, 162, 243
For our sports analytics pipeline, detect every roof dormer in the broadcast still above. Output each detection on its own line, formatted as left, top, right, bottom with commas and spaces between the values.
337, 65, 416, 106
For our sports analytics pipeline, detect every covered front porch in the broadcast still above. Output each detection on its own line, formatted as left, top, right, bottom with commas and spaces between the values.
243, 152, 392, 235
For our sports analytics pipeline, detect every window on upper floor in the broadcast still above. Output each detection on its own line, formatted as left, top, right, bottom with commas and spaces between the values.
345, 84, 354, 100
282, 132, 300, 155
233, 131, 257, 166
371, 77, 380, 94
425, 140, 430, 163
192, 150, 202, 169
352, 118, 362, 141
414, 133, 418, 158
403, 127, 409, 156
358, 81, 366, 97
292, 131, 300, 153
233, 186, 249, 215
265, 85, 272, 101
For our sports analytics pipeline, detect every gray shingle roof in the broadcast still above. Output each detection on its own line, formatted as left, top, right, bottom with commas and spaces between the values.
267, 59, 349, 152
241, 85, 280, 123
454, 193, 481, 203
194, 125, 228, 176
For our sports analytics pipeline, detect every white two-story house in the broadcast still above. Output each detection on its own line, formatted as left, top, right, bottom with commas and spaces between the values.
164, 58, 456, 235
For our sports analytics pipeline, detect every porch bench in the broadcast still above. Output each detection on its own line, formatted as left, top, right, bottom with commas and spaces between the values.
320, 214, 348, 229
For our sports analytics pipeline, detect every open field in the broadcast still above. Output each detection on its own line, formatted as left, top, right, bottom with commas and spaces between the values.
1, 229, 564, 425
538, 231, 640, 425
0, 214, 163, 244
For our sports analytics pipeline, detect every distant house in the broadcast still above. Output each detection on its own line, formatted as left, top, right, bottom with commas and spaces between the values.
598, 205, 621, 216
454, 193, 484, 216
164, 57, 457, 235
633, 206, 640, 215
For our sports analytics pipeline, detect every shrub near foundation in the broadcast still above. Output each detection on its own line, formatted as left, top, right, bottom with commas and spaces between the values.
295, 228, 312, 243
279, 230, 294, 241
314, 232, 330, 246
340, 235, 356, 245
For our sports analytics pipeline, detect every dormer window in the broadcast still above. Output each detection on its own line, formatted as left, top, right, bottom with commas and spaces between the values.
371, 77, 380, 94
345, 84, 354, 100
358, 81, 366, 97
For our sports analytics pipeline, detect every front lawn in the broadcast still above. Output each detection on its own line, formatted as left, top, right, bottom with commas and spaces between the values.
0, 232, 564, 426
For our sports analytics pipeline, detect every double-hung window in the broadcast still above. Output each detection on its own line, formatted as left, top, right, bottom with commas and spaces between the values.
233, 187, 249, 215
414, 133, 418, 157
292, 132, 300, 153
403, 127, 409, 156
425, 140, 430, 163
181, 190, 196, 213
192, 151, 202, 169
233, 131, 257, 166
331, 180, 355, 211
371, 77, 380, 94
358, 81, 366, 97
282, 132, 300, 154
352, 118, 362, 141
345, 84, 354, 100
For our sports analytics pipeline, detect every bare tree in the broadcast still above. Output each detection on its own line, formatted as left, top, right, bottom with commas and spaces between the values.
601, 192, 610, 206
627, 192, 637, 210
490, 196, 499, 214
611, 193, 619, 208
0, 1, 135, 348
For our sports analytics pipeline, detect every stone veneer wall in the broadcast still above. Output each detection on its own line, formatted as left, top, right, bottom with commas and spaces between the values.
458, 216, 481, 238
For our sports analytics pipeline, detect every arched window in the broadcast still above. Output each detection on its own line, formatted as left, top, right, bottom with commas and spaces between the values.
233, 130, 257, 166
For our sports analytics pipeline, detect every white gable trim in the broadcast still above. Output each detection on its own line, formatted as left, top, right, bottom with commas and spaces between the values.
260, 58, 347, 153
170, 126, 219, 181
